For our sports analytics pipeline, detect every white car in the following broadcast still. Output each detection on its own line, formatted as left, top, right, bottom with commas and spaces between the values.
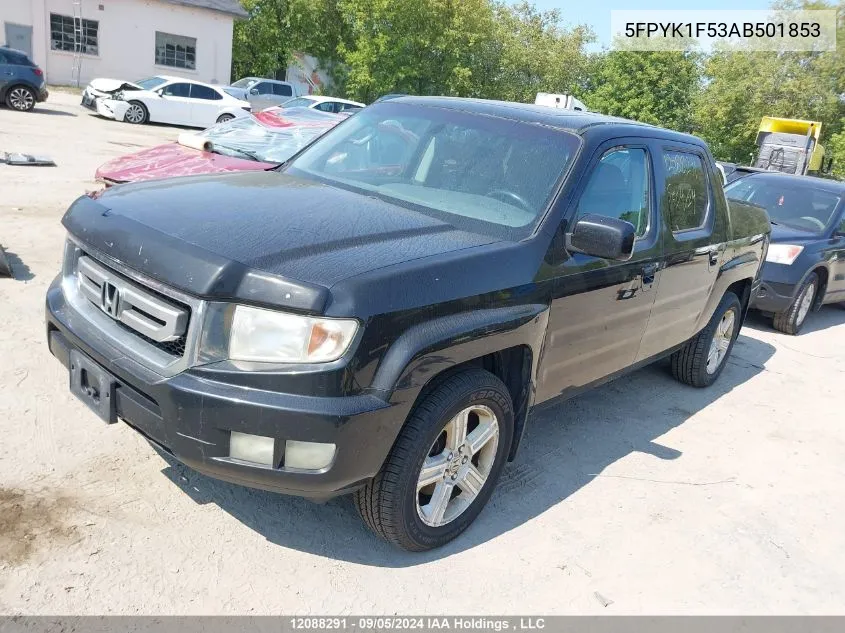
94, 77, 251, 128
81, 75, 171, 109
279, 95, 365, 114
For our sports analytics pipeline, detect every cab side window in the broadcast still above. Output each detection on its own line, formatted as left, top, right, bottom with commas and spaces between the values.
575, 147, 651, 237
272, 83, 293, 97
663, 151, 709, 232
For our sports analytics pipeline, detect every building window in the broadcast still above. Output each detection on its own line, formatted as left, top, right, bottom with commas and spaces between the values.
50, 13, 99, 56
155, 32, 196, 70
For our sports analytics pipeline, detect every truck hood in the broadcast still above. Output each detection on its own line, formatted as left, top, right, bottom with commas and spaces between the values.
64, 171, 497, 312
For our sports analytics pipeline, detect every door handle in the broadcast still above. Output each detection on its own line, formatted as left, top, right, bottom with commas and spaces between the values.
641, 263, 659, 286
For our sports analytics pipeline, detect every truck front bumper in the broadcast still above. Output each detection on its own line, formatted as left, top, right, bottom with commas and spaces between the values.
46, 278, 396, 501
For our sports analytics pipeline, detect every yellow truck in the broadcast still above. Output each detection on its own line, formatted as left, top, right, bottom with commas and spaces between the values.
753, 116, 829, 175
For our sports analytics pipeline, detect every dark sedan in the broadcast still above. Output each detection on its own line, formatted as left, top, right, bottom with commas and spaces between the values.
725, 172, 845, 334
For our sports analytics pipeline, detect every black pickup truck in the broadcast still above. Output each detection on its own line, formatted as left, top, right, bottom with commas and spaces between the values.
46, 97, 770, 551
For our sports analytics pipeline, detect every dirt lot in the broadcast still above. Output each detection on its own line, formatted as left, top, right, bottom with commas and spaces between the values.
1, 91, 845, 615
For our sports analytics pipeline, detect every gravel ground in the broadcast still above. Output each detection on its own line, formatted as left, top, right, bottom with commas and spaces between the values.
1, 92, 844, 615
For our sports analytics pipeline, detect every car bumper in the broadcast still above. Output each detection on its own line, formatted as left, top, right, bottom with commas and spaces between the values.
45, 277, 396, 500
751, 261, 800, 314
751, 280, 796, 313
37, 87, 49, 103
95, 98, 127, 121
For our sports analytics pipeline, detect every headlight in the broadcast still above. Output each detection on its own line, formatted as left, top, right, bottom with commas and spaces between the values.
765, 244, 804, 265
228, 305, 358, 363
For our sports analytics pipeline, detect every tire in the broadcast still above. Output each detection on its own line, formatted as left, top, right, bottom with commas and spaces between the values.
216, 113, 235, 124
124, 101, 148, 124
354, 368, 513, 551
5, 85, 36, 112
772, 273, 817, 335
671, 291, 742, 388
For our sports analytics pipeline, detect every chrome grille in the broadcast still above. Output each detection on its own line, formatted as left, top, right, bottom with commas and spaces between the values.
76, 255, 189, 348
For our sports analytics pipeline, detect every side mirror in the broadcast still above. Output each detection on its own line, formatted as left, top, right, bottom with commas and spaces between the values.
566, 214, 636, 261
249, 88, 259, 95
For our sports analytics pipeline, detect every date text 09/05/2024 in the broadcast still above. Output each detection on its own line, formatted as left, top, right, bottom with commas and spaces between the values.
290, 617, 547, 630
624, 21, 821, 39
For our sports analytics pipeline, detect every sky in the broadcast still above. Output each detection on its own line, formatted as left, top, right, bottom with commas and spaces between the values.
524, 1, 774, 49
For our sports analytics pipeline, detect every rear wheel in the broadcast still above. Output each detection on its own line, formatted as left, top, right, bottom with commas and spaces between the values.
354, 368, 513, 551
772, 273, 817, 335
216, 113, 235, 124
5, 85, 36, 111
671, 291, 742, 388
124, 101, 148, 124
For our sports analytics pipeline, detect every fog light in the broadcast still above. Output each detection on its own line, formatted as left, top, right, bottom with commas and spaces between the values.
229, 431, 275, 466
284, 440, 336, 470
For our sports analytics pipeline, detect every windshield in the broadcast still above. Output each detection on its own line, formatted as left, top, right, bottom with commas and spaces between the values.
725, 176, 841, 233
285, 102, 580, 240
231, 77, 258, 89
196, 107, 341, 164
136, 77, 167, 90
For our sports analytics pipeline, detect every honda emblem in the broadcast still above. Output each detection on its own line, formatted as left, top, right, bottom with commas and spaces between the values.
101, 281, 121, 318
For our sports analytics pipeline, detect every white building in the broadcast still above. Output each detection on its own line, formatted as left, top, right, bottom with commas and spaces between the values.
1, 0, 246, 86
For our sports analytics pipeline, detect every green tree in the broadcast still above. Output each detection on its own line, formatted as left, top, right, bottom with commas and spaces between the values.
584, 49, 701, 132
828, 126, 845, 179
694, 0, 845, 164
487, 1, 595, 103
337, 0, 502, 102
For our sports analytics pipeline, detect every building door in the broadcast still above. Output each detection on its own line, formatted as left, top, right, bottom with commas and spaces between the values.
4, 23, 33, 57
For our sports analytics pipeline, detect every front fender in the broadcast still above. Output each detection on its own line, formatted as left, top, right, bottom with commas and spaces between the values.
368, 304, 550, 461
371, 303, 549, 399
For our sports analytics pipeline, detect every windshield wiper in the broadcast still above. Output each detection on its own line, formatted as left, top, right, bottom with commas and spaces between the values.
212, 144, 262, 162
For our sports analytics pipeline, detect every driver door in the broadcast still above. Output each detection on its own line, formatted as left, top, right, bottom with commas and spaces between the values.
536, 139, 663, 403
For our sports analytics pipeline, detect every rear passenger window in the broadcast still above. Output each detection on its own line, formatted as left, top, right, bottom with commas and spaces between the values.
272, 83, 292, 97
190, 84, 222, 100
663, 151, 709, 232
576, 147, 651, 237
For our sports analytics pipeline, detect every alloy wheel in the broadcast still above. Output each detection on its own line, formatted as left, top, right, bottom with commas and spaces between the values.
416, 405, 499, 527
125, 104, 145, 123
9, 88, 34, 111
706, 309, 736, 374
796, 282, 815, 326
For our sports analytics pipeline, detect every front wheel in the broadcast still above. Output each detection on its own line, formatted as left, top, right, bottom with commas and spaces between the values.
354, 368, 513, 551
671, 291, 742, 388
773, 273, 817, 335
123, 101, 148, 124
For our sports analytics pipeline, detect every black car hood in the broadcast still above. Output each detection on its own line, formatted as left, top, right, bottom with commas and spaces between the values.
63, 172, 496, 312
769, 222, 821, 243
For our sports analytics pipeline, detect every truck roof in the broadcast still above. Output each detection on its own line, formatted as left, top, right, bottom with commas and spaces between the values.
391, 96, 706, 147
